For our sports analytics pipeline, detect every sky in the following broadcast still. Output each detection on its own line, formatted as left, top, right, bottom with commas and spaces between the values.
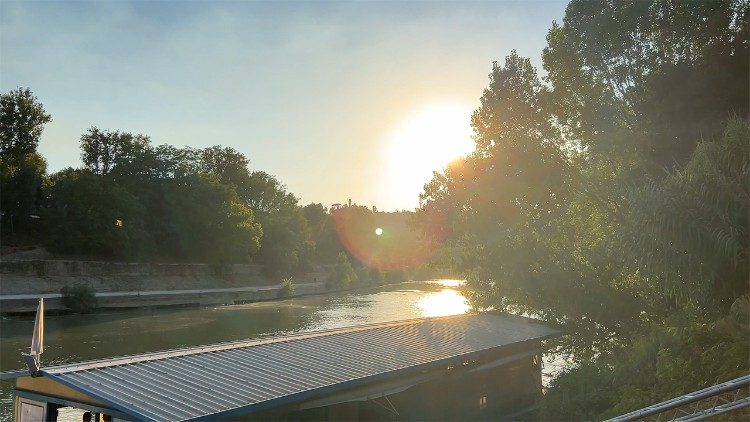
1, 0, 567, 211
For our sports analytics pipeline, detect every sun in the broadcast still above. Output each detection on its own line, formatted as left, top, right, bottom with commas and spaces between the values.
381, 102, 475, 208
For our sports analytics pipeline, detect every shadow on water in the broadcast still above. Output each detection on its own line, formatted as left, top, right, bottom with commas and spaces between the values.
0, 280, 468, 420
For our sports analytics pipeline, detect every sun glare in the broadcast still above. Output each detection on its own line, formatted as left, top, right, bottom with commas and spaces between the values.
383, 102, 475, 208
417, 288, 470, 317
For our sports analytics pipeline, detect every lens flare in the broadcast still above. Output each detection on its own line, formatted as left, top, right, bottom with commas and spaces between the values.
331, 208, 446, 270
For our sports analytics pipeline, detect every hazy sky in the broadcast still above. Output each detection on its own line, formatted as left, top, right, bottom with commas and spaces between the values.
1, 1, 567, 211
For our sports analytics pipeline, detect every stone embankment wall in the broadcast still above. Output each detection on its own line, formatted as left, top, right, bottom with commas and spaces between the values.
0, 259, 331, 313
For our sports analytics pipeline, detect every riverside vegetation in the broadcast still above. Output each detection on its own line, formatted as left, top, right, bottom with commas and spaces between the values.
1, 93, 442, 285
416, 0, 749, 419
1, 0, 748, 418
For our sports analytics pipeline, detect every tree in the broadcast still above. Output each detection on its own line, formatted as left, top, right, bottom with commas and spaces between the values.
418, 2, 749, 417
0, 88, 51, 235
543, 0, 749, 169
302, 203, 342, 264
419, 51, 646, 358
43, 169, 151, 258
0, 88, 51, 157
370, 267, 385, 285
199, 146, 251, 188
80, 127, 151, 175
243, 171, 297, 214
0, 152, 46, 232
330, 251, 357, 289
255, 205, 314, 277
166, 174, 262, 264
625, 119, 749, 309
471, 51, 556, 154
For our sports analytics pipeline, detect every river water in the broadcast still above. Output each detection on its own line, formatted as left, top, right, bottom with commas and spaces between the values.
0, 280, 470, 420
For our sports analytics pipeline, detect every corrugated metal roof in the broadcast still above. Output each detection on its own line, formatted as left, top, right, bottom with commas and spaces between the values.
39, 313, 559, 421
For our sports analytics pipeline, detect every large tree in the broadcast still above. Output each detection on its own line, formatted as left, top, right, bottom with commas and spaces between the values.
43, 169, 151, 258
0, 88, 51, 157
0, 152, 47, 232
420, 52, 643, 357
420, 1, 749, 417
543, 0, 749, 169
0, 88, 51, 234
80, 127, 151, 175
167, 174, 262, 264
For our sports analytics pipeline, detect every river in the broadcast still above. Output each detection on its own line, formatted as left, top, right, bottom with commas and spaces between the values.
1, 280, 470, 420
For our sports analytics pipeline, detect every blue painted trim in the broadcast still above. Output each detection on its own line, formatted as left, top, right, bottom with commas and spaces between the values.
0, 370, 29, 380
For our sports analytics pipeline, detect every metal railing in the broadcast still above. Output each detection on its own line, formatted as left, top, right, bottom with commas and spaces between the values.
607, 375, 750, 421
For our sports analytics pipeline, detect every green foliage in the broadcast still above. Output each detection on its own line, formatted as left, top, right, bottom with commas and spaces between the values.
419, 1, 749, 417
544, 298, 750, 419
543, 0, 748, 168
43, 169, 151, 258
279, 277, 295, 298
194, 150, 316, 276
0, 84, 438, 279
370, 267, 385, 285
0, 152, 46, 232
167, 174, 262, 264
255, 204, 314, 278
420, 50, 640, 357
356, 266, 370, 285
0, 87, 51, 157
302, 203, 343, 264
542, 362, 616, 421
80, 127, 151, 175
330, 252, 357, 289
60, 284, 98, 313
242, 171, 298, 214
0, 88, 50, 236
385, 268, 407, 284
625, 119, 749, 309
330, 205, 436, 272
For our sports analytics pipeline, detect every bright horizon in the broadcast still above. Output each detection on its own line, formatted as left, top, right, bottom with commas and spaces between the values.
0, 1, 567, 211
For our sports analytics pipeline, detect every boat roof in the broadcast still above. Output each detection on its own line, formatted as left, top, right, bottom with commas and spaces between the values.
17, 313, 559, 421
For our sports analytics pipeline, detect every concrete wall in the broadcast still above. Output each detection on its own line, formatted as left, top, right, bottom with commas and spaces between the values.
0, 259, 330, 295
0, 260, 327, 295
0, 259, 334, 313
1, 260, 264, 281
1, 282, 330, 313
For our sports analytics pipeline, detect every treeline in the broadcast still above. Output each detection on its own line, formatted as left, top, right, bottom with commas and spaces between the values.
418, 0, 748, 418
0, 90, 439, 283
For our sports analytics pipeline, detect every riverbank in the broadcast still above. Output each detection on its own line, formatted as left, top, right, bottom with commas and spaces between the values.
0, 281, 332, 313
0, 258, 332, 313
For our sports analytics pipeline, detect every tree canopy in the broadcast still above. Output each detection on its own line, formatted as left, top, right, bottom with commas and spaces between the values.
419, 0, 749, 417
0, 87, 51, 157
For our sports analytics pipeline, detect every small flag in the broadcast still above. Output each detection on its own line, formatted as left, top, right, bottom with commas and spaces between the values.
30, 298, 44, 356
24, 298, 44, 376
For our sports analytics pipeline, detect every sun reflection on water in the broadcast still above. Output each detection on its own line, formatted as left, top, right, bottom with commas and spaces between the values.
417, 288, 470, 317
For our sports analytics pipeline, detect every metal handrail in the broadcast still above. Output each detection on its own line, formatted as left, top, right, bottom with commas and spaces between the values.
607, 375, 750, 422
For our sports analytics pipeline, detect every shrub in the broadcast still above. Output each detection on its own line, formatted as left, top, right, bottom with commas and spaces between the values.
60, 284, 98, 313
356, 266, 371, 285
370, 267, 385, 285
386, 268, 407, 284
329, 252, 357, 289
279, 277, 295, 298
